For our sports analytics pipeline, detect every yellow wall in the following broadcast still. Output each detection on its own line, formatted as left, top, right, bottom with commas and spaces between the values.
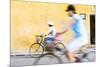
11, 0, 95, 52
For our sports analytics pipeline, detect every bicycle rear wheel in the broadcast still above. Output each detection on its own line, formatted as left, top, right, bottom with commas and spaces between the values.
54, 42, 66, 51
29, 43, 45, 58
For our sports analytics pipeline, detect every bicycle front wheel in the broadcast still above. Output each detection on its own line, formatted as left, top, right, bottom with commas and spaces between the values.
29, 43, 45, 58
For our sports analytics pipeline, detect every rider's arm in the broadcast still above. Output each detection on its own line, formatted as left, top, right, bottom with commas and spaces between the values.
58, 19, 77, 35
46, 31, 52, 36
46, 27, 56, 38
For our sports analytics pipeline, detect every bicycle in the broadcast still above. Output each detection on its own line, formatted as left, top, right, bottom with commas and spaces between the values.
29, 34, 66, 58
29, 34, 95, 64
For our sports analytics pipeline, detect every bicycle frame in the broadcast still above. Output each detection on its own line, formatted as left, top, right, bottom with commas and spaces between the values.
35, 34, 66, 51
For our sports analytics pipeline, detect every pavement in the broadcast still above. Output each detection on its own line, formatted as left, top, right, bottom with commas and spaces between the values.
10, 48, 95, 67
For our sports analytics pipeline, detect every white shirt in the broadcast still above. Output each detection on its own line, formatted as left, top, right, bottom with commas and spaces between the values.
46, 26, 56, 38
72, 14, 88, 38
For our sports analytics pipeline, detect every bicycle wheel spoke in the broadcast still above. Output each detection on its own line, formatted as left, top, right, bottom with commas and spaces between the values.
29, 43, 44, 58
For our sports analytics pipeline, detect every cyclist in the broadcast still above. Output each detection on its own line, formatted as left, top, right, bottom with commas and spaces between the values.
45, 21, 57, 48
64, 5, 88, 62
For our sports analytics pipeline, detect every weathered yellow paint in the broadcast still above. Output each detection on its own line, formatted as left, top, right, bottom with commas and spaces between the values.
11, 0, 95, 52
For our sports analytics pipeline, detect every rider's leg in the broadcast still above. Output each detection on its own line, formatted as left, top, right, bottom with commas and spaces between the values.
45, 37, 55, 50
45, 37, 54, 46
64, 36, 88, 62
65, 51, 79, 62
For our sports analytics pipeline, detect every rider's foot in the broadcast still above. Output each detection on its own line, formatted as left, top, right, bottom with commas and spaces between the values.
74, 57, 81, 62
66, 53, 81, 63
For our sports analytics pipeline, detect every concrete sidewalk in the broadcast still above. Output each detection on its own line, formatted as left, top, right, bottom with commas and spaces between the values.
10, 48, 95, 67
